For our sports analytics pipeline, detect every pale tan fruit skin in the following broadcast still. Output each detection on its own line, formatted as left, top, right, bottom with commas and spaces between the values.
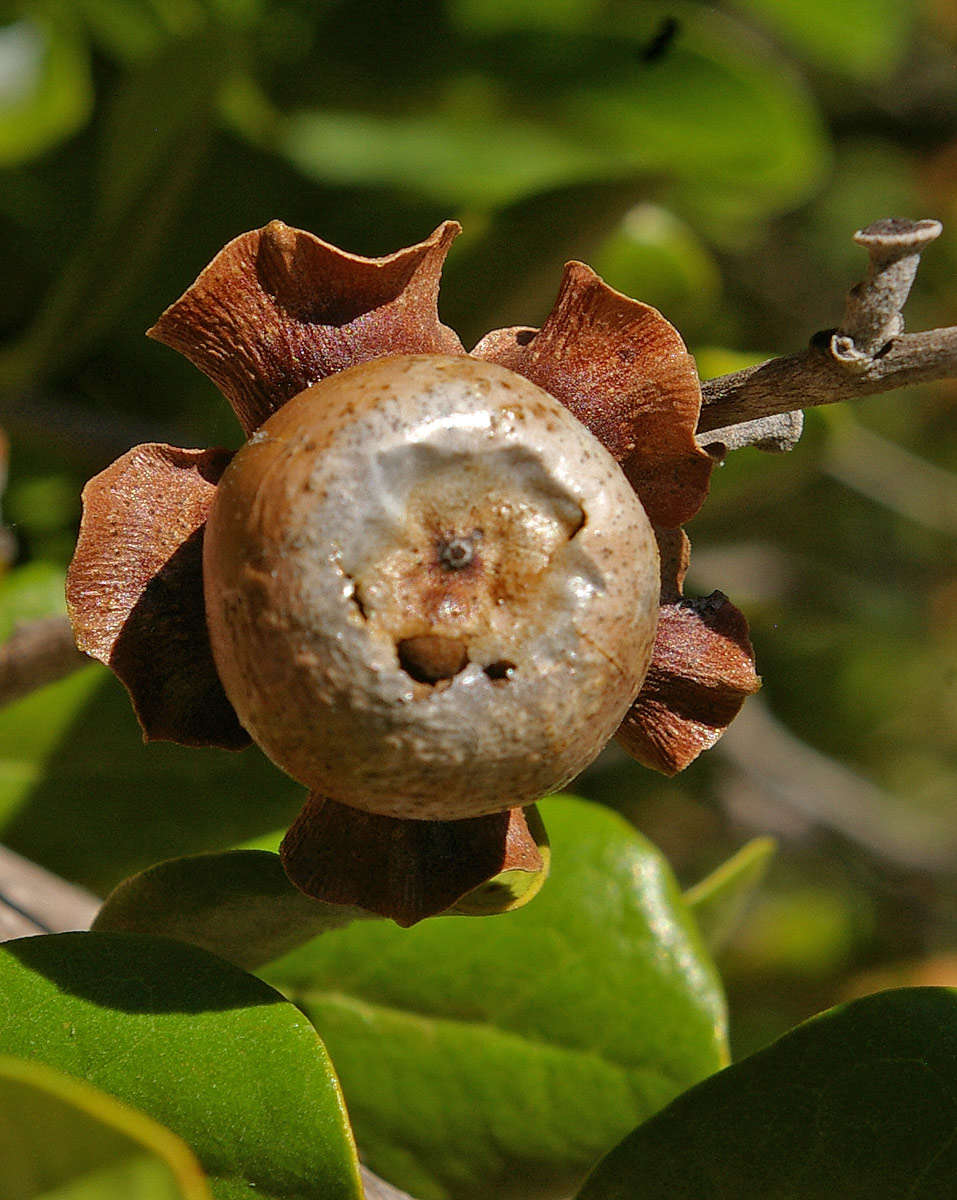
203, 354, 660, 819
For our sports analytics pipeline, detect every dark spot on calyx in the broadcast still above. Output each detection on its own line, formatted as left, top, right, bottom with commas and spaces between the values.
398, 635, 469, 684
437, 532, 479, 571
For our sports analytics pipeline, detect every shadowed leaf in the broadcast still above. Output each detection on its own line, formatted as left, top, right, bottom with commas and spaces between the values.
93, 850, 373, 970
0, 932, 362, 1200
261, 796, 727, 1200
578, 987, 957, 1200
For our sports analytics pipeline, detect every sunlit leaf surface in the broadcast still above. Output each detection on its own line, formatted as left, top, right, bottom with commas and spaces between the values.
262, 797, 727, 1200
579, 988, 957, 1200
0, 933, 362, 1200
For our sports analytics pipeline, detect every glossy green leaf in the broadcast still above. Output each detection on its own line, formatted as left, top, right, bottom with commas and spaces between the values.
0, 1055, 211, 1200
0, 932, 362, 1200
0, 15, 92, 166
684, 837, 776, 952
93, 850, 373, 970
262, 796, 727, 1200
0, 669, 304, 893
578, 987, 957, 1200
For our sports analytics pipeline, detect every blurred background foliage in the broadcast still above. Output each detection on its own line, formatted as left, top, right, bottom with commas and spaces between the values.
0, 0, 954, 1058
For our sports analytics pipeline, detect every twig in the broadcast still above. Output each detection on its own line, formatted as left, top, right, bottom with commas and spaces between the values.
698, 218, 953, 448
360, 1165, 420, 1200
0, 844, 100, 940
697, 410, 804, 456
699, 326, 957, 432
831, 218, 942, 363
717, 698, 957, 875
0, 615, 87, 709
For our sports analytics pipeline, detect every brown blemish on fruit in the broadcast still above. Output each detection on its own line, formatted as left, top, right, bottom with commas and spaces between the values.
397, 635, 470, 684
202, 355, 660, 819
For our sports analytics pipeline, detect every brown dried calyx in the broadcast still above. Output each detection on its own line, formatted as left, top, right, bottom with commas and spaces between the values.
66, 217, 761, 923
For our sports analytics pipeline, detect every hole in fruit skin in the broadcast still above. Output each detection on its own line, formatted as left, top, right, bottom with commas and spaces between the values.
350, 586, 368, 621
342, 571, 368, 621
484, 659, 516, 682
398, 635, 469, 684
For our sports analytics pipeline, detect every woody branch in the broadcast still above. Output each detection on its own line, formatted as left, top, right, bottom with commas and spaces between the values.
697, 218, 952, 455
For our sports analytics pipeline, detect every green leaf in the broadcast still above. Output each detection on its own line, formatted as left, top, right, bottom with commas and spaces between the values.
0, 932, 363, 1200
0, 670, 304, 893
568, 5, 828, 233
0, 15, 92, 166
272, 5, 826, 219
262, 796, 727, 1200
93, 850, 373, 970
733, 0, 912, 81
684, 837, 776, 952
0, 1055, 211, 1200
280, 107, 610, 208
1, 31, 226, 392
0, 561, 67, 641
578, 987, 957, 1200
93, 810, 549, 969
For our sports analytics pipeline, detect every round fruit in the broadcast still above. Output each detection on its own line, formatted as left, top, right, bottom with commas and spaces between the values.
203, 354, 660, 819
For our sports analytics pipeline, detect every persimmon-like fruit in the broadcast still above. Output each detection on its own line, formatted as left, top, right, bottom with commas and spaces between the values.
203, 354, 660, 819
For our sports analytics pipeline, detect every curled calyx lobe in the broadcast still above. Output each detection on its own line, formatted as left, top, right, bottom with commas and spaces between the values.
147, 219, 465, 435
66, 217, 760, 921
